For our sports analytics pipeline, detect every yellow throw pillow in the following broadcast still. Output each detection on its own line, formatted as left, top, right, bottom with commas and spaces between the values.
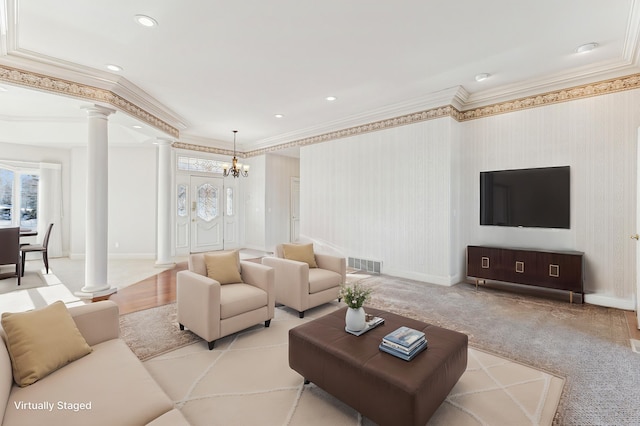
1, 301, 92, 387
282, 243, 318, 268
204, 250, 243, 284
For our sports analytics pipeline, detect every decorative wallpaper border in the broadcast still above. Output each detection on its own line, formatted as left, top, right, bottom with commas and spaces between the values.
459, 73, 640, 121
245, 106, 458, 157
171, 141, 239, 158
239, 72, 640, 157
4, 63, 640, 156
0, 65, 179, 138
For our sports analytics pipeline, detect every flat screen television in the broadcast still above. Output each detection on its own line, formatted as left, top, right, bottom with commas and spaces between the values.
480, 166, 570, 229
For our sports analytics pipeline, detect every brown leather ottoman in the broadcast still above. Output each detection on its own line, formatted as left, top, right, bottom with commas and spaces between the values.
289, 307, 467, 426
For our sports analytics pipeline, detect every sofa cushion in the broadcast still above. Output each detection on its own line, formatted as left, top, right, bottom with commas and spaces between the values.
308, 268, 342, 294
220, 283, 268, 319
205, 250, 242, 284
1, 301, 92, 387
2, 339, 174, 426
282, 243, 317, 268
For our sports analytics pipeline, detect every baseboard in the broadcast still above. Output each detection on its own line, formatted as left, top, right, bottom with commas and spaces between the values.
68, 253, 156, 260
383, 268, 460, 287
584, 293, 635, 310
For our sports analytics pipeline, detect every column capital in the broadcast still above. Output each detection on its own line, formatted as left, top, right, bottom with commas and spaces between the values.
154, 137, 175, 146
81, 104, 116, 118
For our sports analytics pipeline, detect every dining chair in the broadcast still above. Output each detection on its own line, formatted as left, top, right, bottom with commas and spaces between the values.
0, 227, 21, 285
20, 223, 53, 277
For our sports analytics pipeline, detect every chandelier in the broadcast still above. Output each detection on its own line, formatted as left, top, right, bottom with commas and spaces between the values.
222, 130, 249, 178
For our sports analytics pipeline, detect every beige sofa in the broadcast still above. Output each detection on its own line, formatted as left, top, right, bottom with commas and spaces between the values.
262, 243, 346, 318
0, 301, 189, 426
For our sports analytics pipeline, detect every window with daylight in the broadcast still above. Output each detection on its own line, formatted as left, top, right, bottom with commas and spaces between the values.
177, 156, 226, 174
177, 184, 188, 217
226, 187, 234, 216
0, 167, 39, 229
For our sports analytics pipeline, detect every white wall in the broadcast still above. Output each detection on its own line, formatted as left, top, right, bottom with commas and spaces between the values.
243, 155, 267, 251
0, 142, 72, 256
460, 90, 640, 309
265, 154, 299, 250
300, 88, 640, 309
301, 118, 459, 284
242, 153, 300, 252
70, 145, 158, 258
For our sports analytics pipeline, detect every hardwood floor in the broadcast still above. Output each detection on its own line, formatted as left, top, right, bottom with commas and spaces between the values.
108, 262, 186, 315
108, 261, 640, 342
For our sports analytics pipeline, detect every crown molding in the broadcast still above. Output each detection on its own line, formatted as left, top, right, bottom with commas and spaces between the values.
172, 141, 238, 158
246, 105, 459, 157
460, 73, 640, 121
623, 0, 640, 66
0, 61, 181, 138
251, 86, 468, 151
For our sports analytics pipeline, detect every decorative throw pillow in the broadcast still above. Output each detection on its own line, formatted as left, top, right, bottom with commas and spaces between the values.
1, 301, 92, 387
204, 250, 243, 284
282, 243, 318, 268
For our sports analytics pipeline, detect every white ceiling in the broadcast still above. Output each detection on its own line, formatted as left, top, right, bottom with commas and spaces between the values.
0, 0, 639, 153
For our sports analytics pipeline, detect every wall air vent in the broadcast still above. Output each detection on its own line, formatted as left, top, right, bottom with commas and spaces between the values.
348, 257, 382, 274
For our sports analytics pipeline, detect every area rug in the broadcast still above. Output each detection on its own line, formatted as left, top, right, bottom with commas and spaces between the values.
361, 275, 640, 425
140, 302, 562, 425
119, 303, 200, 361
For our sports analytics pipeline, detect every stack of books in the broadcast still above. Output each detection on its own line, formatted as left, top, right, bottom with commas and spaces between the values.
379, 326, 427, 361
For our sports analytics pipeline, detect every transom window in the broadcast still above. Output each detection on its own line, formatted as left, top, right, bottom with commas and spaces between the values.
177, 156, 226, 174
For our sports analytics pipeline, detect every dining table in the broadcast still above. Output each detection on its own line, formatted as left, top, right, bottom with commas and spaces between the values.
19, 228, 38, 237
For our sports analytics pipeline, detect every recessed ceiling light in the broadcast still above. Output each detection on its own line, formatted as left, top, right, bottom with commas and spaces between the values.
274, 114, 284, 118
326, 96, 337, 101
475, 73, 490, 82
132, 125, 142, 129
576, 42, 598, 54
106, 64, 123, 72
134, 14, 158, 27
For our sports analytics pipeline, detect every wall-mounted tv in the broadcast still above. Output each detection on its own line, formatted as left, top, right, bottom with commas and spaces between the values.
480, 166, 570, 229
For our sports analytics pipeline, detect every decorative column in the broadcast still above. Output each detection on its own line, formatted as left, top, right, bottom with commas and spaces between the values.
76, 105, 117, 298
155, 138, 175, 267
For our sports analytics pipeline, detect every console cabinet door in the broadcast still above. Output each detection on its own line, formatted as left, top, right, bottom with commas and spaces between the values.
534, 252, 583, 292
467, 246, 509, 281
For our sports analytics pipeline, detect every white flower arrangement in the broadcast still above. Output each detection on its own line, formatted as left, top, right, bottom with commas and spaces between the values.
339, 282, 372, 309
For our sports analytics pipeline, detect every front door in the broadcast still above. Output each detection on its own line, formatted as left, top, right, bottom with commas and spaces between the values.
190, 176, 224, 253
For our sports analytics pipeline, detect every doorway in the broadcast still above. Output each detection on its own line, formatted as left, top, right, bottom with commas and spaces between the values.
176, 175, 238, 253
290, 177, 300, 242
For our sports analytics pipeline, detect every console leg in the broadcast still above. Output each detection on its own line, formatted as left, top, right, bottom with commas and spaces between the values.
570, 291, 573, 304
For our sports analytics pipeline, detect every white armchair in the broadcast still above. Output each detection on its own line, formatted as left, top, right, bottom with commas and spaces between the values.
262, 243, 346, 318
177, 251, 275, 350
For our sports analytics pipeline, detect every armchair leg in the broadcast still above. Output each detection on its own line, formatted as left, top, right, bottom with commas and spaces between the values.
299, 311, 305, 319
208, 341, 215, 350
179, 323, 184, 330
338, 297, 341, 303
265, 319, 271, 327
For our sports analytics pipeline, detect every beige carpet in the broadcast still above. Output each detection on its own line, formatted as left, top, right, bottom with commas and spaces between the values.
143, 302, 563, 426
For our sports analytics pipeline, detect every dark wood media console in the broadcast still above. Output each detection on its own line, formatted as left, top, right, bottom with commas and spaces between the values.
467, 245, 584, 303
